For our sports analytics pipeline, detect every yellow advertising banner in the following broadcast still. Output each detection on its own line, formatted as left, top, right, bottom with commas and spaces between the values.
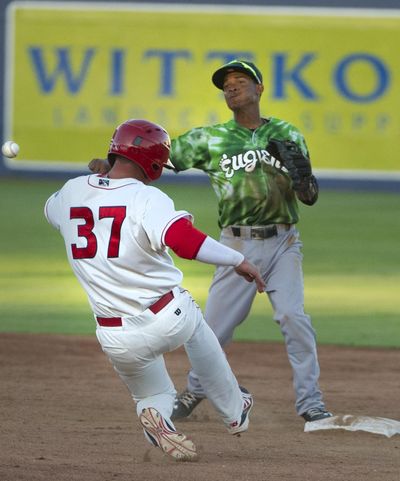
3, 3, 400, 171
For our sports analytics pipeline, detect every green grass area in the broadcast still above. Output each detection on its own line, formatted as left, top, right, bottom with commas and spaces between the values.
0, 177, 399, 347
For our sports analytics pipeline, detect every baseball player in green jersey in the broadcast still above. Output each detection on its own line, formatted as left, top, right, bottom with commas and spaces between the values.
89, 59, 333, 424
170, 59, 332, 424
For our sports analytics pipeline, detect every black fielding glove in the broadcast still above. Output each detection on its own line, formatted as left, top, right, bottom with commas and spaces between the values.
266, 139, 311, 189
266, 138, 318, 205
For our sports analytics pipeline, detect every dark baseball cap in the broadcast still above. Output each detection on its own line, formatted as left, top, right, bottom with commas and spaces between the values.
212, 60, 263, 89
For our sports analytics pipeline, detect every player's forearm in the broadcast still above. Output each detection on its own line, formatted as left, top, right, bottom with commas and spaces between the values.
165, 218, 264, 292
195, 236, 244, 266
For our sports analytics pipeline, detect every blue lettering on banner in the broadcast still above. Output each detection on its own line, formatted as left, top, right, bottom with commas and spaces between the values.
376, 114, 390, 131
27, 48, 393, 103
272, 52, 318, 100
143, 49, 192, 96
102, 107, 118, 124
75, 106, 90, 123
28, 47, 96, 94
298, 110, 393, 134
334, 53, 390, 103
110, 49, 125, 95
48, 104, 394, 137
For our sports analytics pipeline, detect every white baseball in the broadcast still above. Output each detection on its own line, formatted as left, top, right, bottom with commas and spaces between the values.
2, 140, 20, 158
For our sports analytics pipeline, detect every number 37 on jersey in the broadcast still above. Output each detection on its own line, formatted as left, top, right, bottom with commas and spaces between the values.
70, 206, 127, 259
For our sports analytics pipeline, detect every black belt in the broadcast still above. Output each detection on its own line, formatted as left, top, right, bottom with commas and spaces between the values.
230, 225, 291, 240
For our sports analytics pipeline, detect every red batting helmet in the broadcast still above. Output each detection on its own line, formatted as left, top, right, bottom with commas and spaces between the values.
108, 119, 171, 180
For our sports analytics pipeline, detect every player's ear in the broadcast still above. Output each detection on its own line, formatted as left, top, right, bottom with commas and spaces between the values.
256, 84, 264, 98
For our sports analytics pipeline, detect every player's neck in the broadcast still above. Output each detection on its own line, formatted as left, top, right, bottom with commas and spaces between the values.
233, 106, 263, 130
108, 162, 149, 183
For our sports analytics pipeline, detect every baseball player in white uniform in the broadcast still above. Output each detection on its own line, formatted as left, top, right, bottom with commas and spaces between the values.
44, 119, 264, 461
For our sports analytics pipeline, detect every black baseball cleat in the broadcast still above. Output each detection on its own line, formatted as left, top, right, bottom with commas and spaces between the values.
171, 389, 204, 420
302, 407, 333, 422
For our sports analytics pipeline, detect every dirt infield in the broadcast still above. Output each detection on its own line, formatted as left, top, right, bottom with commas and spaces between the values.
1, 333, 399, 481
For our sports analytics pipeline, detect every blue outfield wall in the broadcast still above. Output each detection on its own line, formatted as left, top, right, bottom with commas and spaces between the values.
2, 166, 400, 194
1, 0, 399, 193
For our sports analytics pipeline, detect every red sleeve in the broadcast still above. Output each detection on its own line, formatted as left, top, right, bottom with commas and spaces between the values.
164, 217, 207, 260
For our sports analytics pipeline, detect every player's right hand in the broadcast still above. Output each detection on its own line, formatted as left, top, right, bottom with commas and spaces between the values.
234, 260, 265, 293
88, 158, 111, 174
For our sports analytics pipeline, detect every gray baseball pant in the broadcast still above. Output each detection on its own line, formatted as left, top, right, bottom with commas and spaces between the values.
187, 225, 325, 416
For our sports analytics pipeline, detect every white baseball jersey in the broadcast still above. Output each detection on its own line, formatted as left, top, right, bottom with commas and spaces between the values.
45, 174, 190, 317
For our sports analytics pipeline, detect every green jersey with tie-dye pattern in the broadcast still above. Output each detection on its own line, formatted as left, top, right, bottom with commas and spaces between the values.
170, 117, 310, 228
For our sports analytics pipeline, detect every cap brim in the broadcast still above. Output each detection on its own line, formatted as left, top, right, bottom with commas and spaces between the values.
212, 66, 260, 90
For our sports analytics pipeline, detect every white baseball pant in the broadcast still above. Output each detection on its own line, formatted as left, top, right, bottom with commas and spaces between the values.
95, 286, 244, 429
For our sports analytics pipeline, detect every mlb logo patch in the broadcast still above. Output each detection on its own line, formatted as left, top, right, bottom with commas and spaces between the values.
98, 178, 110, 187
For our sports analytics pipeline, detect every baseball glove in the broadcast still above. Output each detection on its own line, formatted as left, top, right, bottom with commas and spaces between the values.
266, 138, 312, 191
266, 138, 319, 205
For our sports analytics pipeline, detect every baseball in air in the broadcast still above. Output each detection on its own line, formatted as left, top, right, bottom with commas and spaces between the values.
2, 140, 20, 158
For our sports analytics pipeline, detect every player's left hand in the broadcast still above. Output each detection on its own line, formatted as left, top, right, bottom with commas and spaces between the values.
234, 260, 265, 293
